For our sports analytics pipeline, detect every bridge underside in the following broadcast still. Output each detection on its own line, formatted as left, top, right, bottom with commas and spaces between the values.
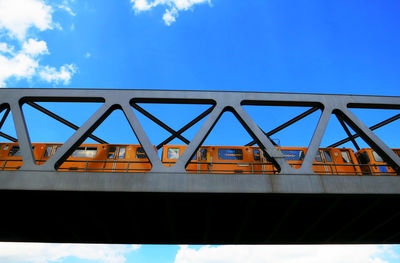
1, 171, 400, 244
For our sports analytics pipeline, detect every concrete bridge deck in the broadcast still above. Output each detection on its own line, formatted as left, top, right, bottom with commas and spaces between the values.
1, 171, 400, 244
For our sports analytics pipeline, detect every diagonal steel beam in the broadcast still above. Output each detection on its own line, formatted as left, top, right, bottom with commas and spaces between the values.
339, 108, 400, 173
297, 107, 332, 174
0, 108, 10, 130
131, 103, 190, 145
245, 107, 319, 146
27, 102, 108, 144
0, 132, 17, 142
42, 103, 114, 171
329, 113, 400, 148
233, 105, 296, 174
156, 106, 214, 149
335, 113, 360, 151
121, 103, 164, 172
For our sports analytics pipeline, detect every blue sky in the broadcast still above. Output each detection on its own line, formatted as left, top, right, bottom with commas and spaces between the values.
1, 0, 400, 262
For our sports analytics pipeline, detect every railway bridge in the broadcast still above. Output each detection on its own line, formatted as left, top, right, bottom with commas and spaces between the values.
0, 89, 400, 244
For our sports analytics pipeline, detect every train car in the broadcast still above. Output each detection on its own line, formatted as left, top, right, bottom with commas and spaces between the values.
162, 145, 268, 173
355, 148, 400, 175
0, 143, 152, 172
162, 145, 362, 175
312, 147, 361, 175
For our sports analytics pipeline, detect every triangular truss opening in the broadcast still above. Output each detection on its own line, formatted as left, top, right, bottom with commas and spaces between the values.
21, 101, 104, 166
0, 105, 21, 171
324, 108, 400, 175
242, 104, 322, 171
242, 105, 321, 147
0, 105, 17, 143
181, 108, 280, 174
131, 102, 214, 167
56, 108, 152, 173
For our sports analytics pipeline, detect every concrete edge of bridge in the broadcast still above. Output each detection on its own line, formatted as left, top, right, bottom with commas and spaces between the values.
0, 171, 399, 194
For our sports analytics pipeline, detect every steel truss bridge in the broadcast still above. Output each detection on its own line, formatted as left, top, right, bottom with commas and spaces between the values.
1, 88, 400, 244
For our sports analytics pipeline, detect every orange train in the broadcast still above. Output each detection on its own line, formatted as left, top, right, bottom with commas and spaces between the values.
0, 142, 399, 175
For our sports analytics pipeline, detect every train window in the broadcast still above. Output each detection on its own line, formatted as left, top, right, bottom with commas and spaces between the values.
8, 146, 21, 157
44, 146, 53, 157
254, 149, 261, 161
72, 147, 97, 158
218, 149, 243, 160
372, 151, 384, 162
191, 153, 197, 160
200, 149, 207, 161
341, 151, 351, 163
324, 151, 332, 162
315, 151, 322, 162
281, 150, 304, 161
118, 147, 126, 159
108, 147, 116, 158
136, 147, 147, 159
168, 148, 180, 159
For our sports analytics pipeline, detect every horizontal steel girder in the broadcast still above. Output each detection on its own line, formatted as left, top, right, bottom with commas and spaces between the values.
0, 88, 400, 174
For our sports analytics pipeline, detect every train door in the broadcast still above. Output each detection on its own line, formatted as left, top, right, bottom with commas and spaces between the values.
315, 149, 335, 175
105, 146, 127, 172
370, 150, 394, 175
182, 147, 209, 173
338, 149, 360, 175
252, 148, 263, 173
195, 148, 210, 173
134, 147, 152, 172
41, 144, 59, 165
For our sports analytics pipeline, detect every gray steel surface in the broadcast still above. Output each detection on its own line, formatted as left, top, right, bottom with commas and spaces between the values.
0, 88, 399, 174
1, 89, 400, 244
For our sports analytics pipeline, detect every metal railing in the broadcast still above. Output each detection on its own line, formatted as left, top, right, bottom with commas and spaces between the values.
0, 158, 398, 175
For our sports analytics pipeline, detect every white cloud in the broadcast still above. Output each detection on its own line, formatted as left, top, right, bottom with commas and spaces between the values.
130, 0, 211, 25
0, 0, 53, 40
0, 42, 14, 54
22, 38, 48, 56
163, 7, 178, 26
174, 245, 397, 263
58, 0, 76, 16
0, 242, 140, 263
0, 0, 77, 87
39, 64, 77, 85
0, 38, 77, 86
0, 52, 38, 86
85, 52, 91, 58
